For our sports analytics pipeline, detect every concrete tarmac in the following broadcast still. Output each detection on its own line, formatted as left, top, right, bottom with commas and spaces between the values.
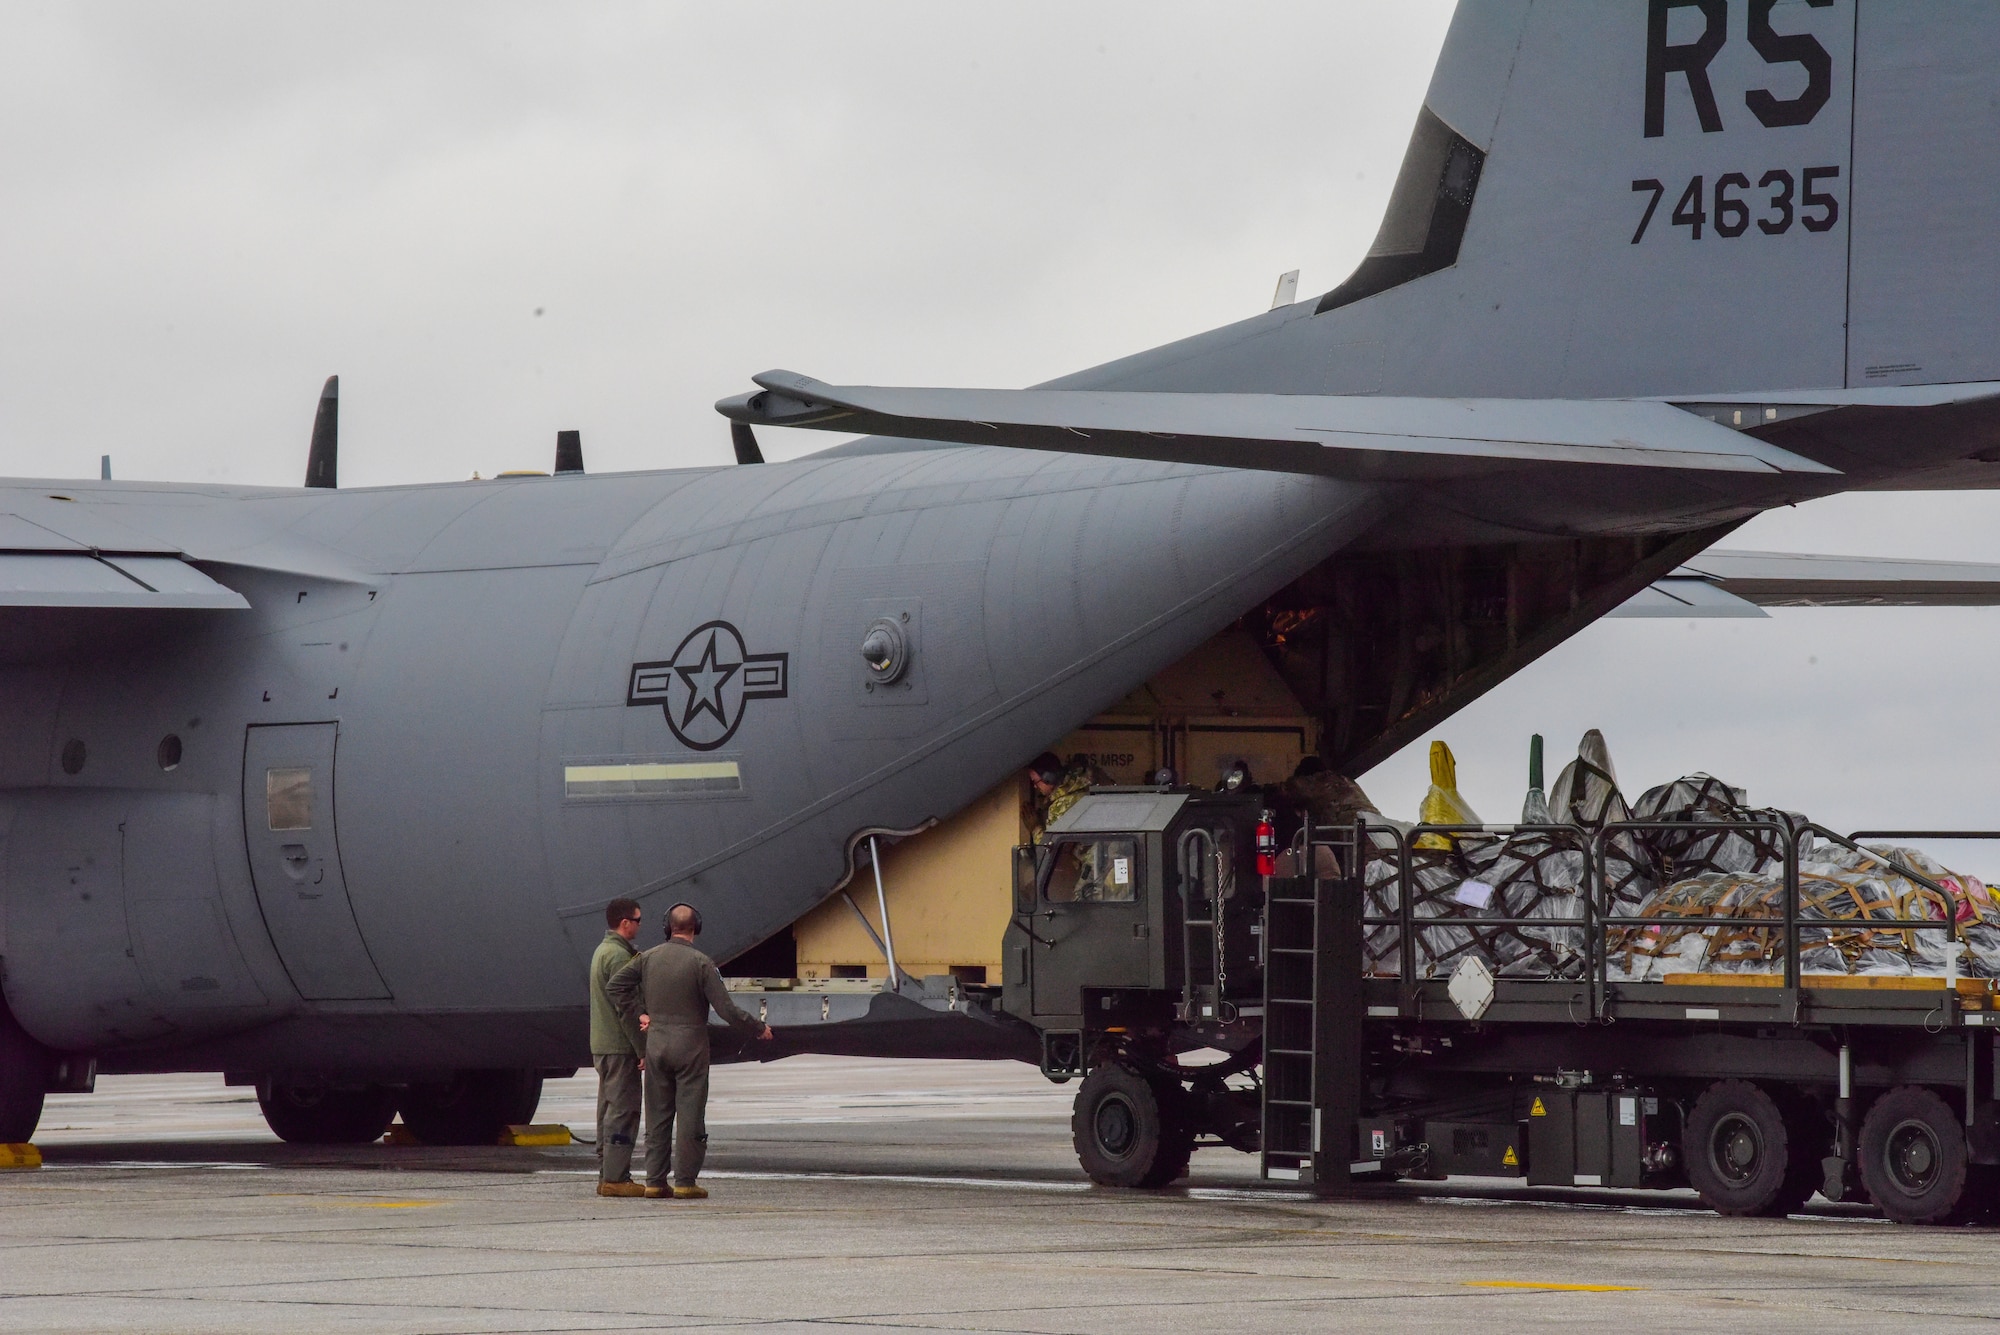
5, 1058, 1997, 1332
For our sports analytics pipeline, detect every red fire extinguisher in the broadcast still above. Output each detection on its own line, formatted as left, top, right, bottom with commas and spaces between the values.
1255, 811, 1277, 877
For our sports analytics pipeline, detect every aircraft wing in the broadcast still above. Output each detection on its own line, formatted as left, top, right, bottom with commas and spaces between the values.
0, 511, 246, 610
1610, 550, 2000, 618
0, 553, 248, 610
716, 372, 1837, 481
0, 502, 257, 664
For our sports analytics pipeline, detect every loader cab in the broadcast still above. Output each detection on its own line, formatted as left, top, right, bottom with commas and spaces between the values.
1002, 787, 1267, 1031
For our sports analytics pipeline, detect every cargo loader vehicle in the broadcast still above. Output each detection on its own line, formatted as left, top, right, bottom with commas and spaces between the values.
999, 787, 2000, 1225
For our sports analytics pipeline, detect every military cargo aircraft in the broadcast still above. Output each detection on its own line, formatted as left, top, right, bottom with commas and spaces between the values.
6, 0, 2000, 1146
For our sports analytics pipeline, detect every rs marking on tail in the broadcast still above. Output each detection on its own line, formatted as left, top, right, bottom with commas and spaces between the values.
1646, 0, 1837, 138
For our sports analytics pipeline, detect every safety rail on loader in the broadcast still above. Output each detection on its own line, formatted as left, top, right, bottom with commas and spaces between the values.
1350, 817, 1985, 1029
1002, 786, 2000, 1226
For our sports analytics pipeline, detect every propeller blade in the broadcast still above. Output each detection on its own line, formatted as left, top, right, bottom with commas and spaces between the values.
555, 429, 584, 474
305, 375, 338, 489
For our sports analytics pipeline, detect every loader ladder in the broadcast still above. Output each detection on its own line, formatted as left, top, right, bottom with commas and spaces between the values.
1259, 827, 1364, 1191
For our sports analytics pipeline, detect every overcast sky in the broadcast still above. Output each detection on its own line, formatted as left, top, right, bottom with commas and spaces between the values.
5, 4, 1998, 868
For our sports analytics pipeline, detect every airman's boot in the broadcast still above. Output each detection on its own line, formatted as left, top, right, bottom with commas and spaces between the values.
672, 1184, 708, 1200
597, 1181, 646, 1199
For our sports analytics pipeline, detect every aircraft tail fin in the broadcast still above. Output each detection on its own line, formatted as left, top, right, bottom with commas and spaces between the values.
1063, 1, 2000, 404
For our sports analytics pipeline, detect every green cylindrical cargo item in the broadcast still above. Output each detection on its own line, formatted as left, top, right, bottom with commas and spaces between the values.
1528, 733, 1543, 791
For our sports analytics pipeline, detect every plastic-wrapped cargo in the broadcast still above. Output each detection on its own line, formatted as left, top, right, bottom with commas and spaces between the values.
1605, 842, 2000, 981
1549, 730, 1657, 916
1603, 872, 1846, 980
1415, 741, 1479, 850
1873, 845, 2000, 975
1359, 826, 1512, 979
1457, 734, 1589, 979
1360, 852, 1401, 976
1362, 832, 1589, 981
1520, 734, 1552, 825
1631, 772, 1812, 878
1360, 834, 1448, 976
1364, 733, 1618, 979
1798, 843, 2000, 977
1408, 844, 1490, 975
1464, 828, 1590, 978
1369, 828, 1592, 982
1547, 728, 1628, 826
1355, 729, 2000, 983
1604, 871, 1750, 981
1352, 739, 1485, 977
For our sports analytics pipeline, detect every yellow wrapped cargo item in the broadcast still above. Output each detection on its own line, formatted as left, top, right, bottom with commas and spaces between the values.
1416, 740, 1479, 849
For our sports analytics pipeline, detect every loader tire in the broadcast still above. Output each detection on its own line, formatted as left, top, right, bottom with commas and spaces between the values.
1684, 1079, 1817, 1217
1074, 1062, 1172, 1188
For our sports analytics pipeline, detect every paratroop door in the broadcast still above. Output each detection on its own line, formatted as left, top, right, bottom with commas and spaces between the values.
241, 723, 390, 1000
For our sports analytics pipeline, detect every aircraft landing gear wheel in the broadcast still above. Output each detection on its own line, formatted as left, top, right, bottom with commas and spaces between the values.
1073, 1062, 1170, 1188
398, 1070, 544, 1146
1684, 1080, 1817, 1217
0, 1004, 49, 1144
1858, 1085, 1969, 1225
257, 1080, 398, 1145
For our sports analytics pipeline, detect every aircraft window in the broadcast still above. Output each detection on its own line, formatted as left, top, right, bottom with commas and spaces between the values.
266, 767, 313, 831
1045, 838, 1138, 904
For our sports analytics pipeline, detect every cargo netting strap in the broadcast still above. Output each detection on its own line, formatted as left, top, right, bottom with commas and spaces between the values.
1361, 828, 1593, 980
1362, 826, 2000, 982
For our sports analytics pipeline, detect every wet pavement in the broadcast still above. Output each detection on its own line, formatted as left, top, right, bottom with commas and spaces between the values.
3, 1058, 1994, 1332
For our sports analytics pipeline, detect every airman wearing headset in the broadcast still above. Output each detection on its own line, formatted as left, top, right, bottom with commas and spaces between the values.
605, 902, 773, 1199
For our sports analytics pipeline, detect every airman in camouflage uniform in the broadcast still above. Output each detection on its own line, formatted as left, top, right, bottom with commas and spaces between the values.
1028, 751, 1096, 844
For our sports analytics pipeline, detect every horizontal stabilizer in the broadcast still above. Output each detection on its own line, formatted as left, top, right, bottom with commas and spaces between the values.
717, 372, 1836, 481
1609, 577, 1768, 619
1610, 549, 2000, 618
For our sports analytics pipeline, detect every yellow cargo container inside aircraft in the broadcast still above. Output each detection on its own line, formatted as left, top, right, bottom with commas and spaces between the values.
790, 627, 1314, 984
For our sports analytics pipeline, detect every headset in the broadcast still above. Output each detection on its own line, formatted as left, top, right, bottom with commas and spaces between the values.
667, 902, 703, 938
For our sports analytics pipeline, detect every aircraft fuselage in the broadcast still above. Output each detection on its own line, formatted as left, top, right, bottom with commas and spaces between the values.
0, 450, 1376, 1073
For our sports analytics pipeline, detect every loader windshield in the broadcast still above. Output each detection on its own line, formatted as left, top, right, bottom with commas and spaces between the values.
1046, 837, 1138, 904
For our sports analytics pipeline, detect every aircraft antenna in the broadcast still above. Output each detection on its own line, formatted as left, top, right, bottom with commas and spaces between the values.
1270, 269, 1300, 309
